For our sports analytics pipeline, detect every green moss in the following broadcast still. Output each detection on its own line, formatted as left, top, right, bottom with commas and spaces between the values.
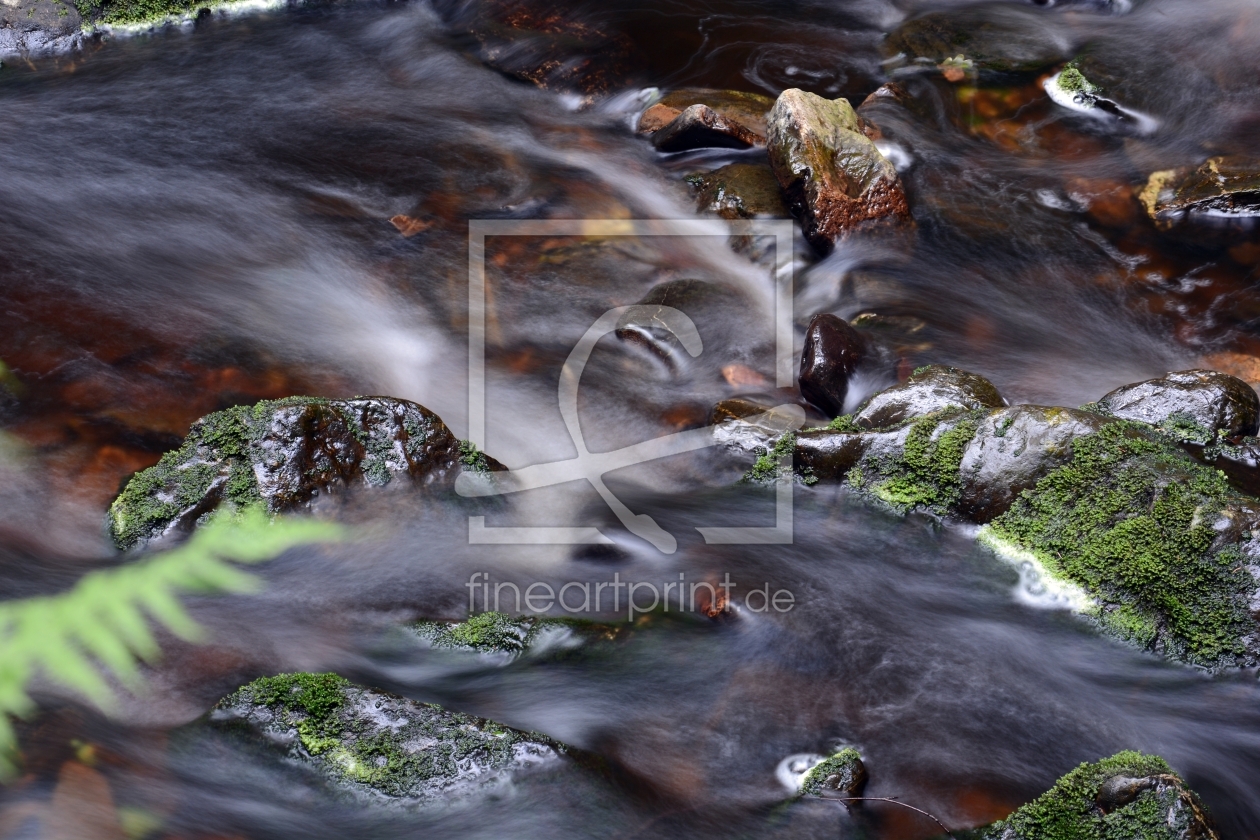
416, 612, 538, 654
991, 751, 1187, 840
866, 411, 981, 514
1158, 411, 1215, 445
800, 747, 863, 797
458, 440, 493, 475
988, 421, 1253, 666
828, 414, 862, 432
74, 0, 247, 26
1057, 62, 1100, 95
232, 672, 350, 753
744, 432, 796, 484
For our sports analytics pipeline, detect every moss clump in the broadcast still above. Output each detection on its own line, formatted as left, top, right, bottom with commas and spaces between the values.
988, 421, 1254, 666
828, 414, 862, 433
416, 612, 538, 654
865, 410, 982, 514
74, 0, 249, 26
800, 748, 866, 797
989, 752, 1204, 840
228, 672, 350, 756
744, 432, 797, 484
1057, 62, 1100, 95
458, 440, 493, 475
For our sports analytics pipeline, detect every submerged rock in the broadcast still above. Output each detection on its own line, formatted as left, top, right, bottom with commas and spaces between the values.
414, 612, 541, 655
638, 89, 774, 141
766, 88, 910, 253
790, 365, 1260, 667
1094, 369, 1259, 443
798, 314, 875, 418
1140, 157, 1260, 230
983, 752, 1218, 840
799, 748, 867, 799
882, 4, 1072, 74
686, 163, 788, 220
109, 396, 504, 552
214, 673, 562, 802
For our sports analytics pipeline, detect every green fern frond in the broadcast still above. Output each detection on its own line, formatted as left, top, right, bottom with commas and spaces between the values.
0, 507, 341, 778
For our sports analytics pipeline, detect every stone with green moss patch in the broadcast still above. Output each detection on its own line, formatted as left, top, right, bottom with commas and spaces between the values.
799, 747, 867, 798
744, 431, 798, 484
415, 612, 540, 654
1056, 63, 1100, 96
985, 751, 1218, 840
109, 396, 504, 552
214, 672, 563, 801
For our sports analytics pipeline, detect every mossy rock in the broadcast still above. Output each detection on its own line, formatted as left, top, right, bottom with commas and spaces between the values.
74, 0, 254, 28
109, 396, 504, 552
799, 748, 867, 798
984, 751, 1218, 840
214, 672, 564, 801
414, 612, 541, 654
792, 365, 1260, 666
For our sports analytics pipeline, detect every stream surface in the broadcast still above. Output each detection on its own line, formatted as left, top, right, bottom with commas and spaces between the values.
2, 0, 1260, 837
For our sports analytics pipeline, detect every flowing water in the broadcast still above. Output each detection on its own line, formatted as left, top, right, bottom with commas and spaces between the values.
2, 0, 1260, 837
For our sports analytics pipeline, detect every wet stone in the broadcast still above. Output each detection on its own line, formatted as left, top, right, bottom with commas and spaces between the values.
686, 163, 787, 220
1140, 157, 1260, 230
1095, 369, 1260, 443
651, 104, 763, 153
883, 4, 1072, 75
108, 396, 504, 552
983, 751, 1219, 840
957, 405, 1114, 523
0, 0, 81, 59
852, 365, 1005, 430
766, 88, 910, 253
798, 314, 873, 418
637, 88, 774, 140
213, 673, 563, 803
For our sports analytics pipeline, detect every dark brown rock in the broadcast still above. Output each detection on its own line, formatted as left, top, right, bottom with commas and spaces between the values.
798, 314, 870, 418
852, 365, 1004, 430
882, 5, 1072, 74
958, 405, 1114, 522
686, 163, 788, 220
637, 89, 774, 139
651, 104, 763, 153
766, 89, 910, 253
1096, 369, 1260, 442
1140, 157, 1260, 230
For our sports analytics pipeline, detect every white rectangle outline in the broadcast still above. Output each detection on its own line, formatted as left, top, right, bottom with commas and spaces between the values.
468, 218, 795, 547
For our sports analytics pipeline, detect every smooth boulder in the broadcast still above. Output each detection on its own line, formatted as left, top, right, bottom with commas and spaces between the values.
1096, 369, 1260, 442
798, 314, 873, 418
687, 163, 788, 220
766, 89, 910, 252
651, 104, 763, 152
882, 5, 1072, 74
638, 89, 774, 141
109, 396, 503, 551
851, 365, 1005, 430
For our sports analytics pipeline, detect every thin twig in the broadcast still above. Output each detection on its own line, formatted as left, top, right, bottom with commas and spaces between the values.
822, 794, 957, 840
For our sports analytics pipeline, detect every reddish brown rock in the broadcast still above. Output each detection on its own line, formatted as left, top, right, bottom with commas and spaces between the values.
651, 104, 763, 153
766, 89, 910, 252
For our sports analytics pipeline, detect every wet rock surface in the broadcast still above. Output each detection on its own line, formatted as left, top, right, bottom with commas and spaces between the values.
984, 752, 1218, 840
1141, 157, 1260, 229
686, 163, 787, 220
851, 365, 1005, 430
798, 748, 867, 799
213, 672, 563, 802
108, 396, 503, 552
1095, 369, 1260, 443
958, 406, 1114, 523
798, 314, 875, 418
766, 88, 910, 253
637, 88, 773, 141
883, 4, 1072, 74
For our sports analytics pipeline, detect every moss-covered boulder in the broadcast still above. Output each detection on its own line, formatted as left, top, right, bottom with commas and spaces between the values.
799, 748, 867, 799
766, 88, 910, 253
213, 672, 563, 802
984, 752, 1218, 840
109, 396, 504, 552
789, 364, 1260, 667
